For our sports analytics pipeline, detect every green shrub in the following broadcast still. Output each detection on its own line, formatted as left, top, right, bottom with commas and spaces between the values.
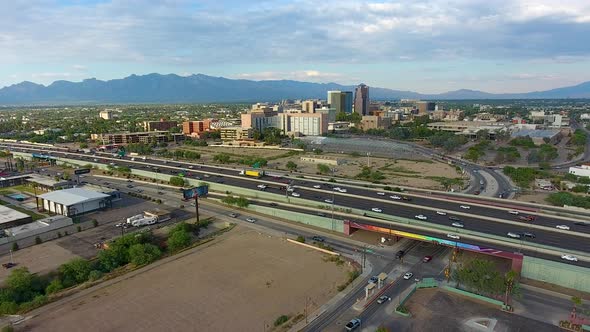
274, 315, 290, 327
92, 220, 99, 227
296, 236, 305, 243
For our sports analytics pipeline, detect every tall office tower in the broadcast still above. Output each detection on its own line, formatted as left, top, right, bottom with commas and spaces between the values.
343, 91, 353, 114
354, 84, 369, 116
301, 100, 318, 113
327, 91, 343, 113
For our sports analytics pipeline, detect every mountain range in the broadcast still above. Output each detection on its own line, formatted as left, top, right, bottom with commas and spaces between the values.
0, 73, 589, 105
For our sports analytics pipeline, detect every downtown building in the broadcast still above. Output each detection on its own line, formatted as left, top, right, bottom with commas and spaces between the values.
327, 91, 353, 114
354, 84, 369, 116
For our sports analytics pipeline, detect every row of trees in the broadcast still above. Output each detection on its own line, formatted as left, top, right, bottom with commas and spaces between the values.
355, 166, 386, 182
221, 195, 250, 208
453, 259, 520, 301
213, 153, 268, 168
547, 192, 590, 209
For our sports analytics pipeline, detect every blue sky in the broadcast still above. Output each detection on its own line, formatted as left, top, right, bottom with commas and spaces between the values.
1, 0, 590, 93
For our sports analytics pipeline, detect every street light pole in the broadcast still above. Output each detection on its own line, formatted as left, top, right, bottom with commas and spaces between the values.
331, 168, 335, 231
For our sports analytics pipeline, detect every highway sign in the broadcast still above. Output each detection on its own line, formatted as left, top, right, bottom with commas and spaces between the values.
74, 168, 91, 175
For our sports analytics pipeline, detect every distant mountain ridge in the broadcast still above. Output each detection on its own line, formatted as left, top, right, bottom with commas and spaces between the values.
0, 73, 589, 105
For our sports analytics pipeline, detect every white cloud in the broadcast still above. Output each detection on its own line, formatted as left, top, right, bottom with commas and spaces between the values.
236, 70, 351, 82
72, 65, 87, 71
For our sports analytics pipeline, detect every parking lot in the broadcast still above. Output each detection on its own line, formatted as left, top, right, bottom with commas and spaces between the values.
399, 288, 558, 332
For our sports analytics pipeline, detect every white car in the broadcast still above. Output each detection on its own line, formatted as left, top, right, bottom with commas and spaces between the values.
324, 199, 334, 204
333, 187, 341, 191
508, 210, 519, 215
451, 222, 464, 228
338, 188, 348, 193
556, 225, 570, 230
313, 184, 321, 189
377, 192, 385, 196
415, 214, 427, 220
256, 184, 267, 189
460, 205, 471, 209
447, 233, 460, 240
291, 192, 301, 197
561, 254, 578, 262
371, 207, 383, 213
507, 232, 521, 239
403, 272, 413, 280
246, 217, 256, 223
390, 195, 401, 200
436, 211, 447, 216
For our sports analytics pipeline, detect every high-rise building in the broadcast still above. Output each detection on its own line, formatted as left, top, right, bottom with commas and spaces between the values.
182, 119, 212, 135
354, 84, 369, 116
417, 101, 436, 115
327, 91, 353, 114
343, 91, 353, 114
301, 100, 318, 113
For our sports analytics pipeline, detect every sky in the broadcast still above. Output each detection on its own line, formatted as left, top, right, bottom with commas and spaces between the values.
1, 0, 590, 94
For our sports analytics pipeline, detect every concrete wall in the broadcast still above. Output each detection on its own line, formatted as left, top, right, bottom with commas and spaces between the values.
522, 256, 590, 293
247, 204, 344, 232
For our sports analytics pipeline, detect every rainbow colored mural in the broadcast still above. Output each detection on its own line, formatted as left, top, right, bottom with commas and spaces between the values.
346, 220, 522, 260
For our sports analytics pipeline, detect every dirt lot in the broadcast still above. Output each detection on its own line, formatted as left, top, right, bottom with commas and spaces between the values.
18, 226, 349, 332
401, 288, 558, 332
0, 242, 79, 284
515, 191, 551, 204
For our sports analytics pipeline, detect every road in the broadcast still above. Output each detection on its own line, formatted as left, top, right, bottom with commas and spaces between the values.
5, 143, 590, 266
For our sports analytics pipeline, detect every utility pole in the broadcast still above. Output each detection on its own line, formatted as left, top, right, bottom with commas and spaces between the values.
367, 152, 370, 167
331, 168, 335, 231
194, 193, 200, 223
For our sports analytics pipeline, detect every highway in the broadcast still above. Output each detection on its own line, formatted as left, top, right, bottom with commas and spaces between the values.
4, 142, 590, 265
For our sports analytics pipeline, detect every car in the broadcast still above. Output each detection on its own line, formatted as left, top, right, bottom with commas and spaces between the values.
312, 236, 325, 242
508, 210, 520, 215
574, 221, 590, 226
401, 196, 412, 201
449, 216, 460, 221
395, 250, 405, 259
291, 192, 301, 197
158, 191, 164, 195
451, 222, 464, 228
436, 211, 447, 216
368, 276, 379, 284
136, 189, 143, 193
257, 184, 268, 189
507, 232, 521, 239
460, 205, 471, 209
377, 295, 391, 304
316, 212, 326, 217
561, 254, 578, 262
229, 213, 238, 218
371, 207, 383, 213
556, 225, 570, 230
269, 203, 278, 207
188, 165, 194, 169
390, 195, 401, 200
377, 192, 385, 196
403, 272, 414, 280
126, 184, 133, 188
345, 318, 361, 331
127, 179, 133, 182
522, 232, 536, 238
474, 191, 480, 195
519, 215, 535, 222
324, 199, 334, 204
447, 233, 460, 240
422, 255, 432, 263
333, 187, 341, 191
313, 184, 321, 189
246, 217, 256, 223
115, 222, 124, 227
415, 214, 427, 220
203, 174, 210, 178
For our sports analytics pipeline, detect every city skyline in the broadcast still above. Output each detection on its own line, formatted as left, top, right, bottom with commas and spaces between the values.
1, 1, 590, 93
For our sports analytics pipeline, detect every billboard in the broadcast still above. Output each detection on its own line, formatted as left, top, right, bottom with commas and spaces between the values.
182, 185, 208, 200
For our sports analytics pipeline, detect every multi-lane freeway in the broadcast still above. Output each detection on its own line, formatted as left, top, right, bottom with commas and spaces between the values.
3, 141, 590, 266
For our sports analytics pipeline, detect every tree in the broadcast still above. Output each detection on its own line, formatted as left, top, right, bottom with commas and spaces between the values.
58, 258, 92, 288
45, 279, 64, 294
167, 229, 191, 252
286, 161, 297, 170
169, 176, 186, 187
317, 164, 331, 174
98, 244, 129, 272
128, 243, 162, 266
5, 268, 42, 303
213, 153, 231, 163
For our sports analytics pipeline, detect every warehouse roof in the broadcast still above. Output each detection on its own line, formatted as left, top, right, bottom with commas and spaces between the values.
511, 129, 560, 138
37, 188, 110, 206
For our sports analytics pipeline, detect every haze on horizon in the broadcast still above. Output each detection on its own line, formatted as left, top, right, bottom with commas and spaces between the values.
1, 0, 590, 94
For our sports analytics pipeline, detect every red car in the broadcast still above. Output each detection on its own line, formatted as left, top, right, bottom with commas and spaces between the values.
423, 256, 432, 263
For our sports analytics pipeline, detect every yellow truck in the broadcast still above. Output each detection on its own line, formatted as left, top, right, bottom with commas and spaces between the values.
240, 169, 265, 178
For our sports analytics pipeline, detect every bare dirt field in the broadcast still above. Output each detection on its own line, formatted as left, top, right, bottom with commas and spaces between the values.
0, 242, 79, 284
18, 226, 349, 332
400, 288, 557, 332
515, 191, 552, 204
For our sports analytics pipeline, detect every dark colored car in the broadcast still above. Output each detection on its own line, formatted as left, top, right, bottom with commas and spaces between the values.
269, 203, 278, 207
449, 216, 461, 221
522, 232, 536, 238
312, 236, 325, 242
396, 250, 405, 259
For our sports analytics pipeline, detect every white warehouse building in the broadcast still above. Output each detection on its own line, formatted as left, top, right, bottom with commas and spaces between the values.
37, 188, 112, 217
569, 165, 590, 178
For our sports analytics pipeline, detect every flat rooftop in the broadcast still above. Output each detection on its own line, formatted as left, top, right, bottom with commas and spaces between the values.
511, 129, 560, 138
0, 205, 31, 225
26, 174, 69, 187
37, 188, 110, 206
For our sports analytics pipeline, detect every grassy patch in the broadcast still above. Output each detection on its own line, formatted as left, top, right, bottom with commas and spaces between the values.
379, 164, 420, 174
425, 176, 464, 187
395, 158, 434, 164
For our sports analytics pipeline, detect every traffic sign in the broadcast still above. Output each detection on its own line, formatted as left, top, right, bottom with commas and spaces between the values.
74, 168, 91, 175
